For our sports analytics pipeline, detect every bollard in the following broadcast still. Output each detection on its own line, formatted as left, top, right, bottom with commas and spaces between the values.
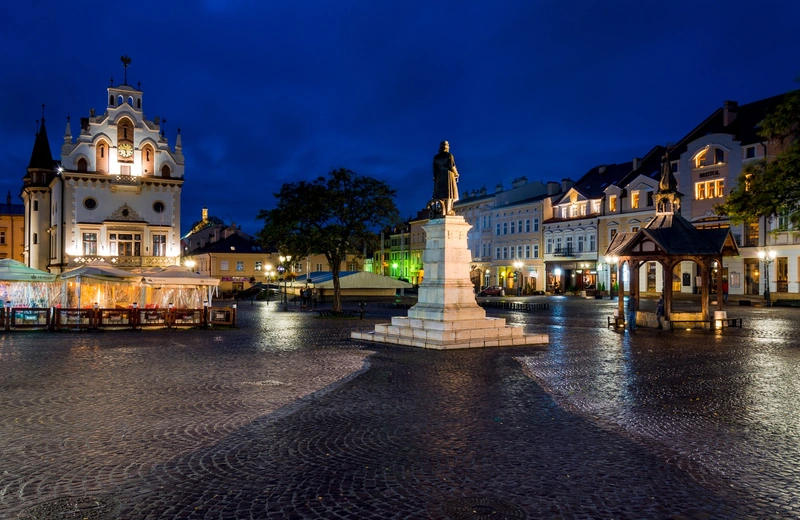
232, 303, 237, 328
203, 300, 209, 329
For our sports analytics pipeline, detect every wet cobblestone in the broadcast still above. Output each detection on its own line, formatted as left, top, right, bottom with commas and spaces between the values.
0, 298, 798, 518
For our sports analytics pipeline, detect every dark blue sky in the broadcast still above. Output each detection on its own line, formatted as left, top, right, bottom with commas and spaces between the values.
2, 1, 799, 234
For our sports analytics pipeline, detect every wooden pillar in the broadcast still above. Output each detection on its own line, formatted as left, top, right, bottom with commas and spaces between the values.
716, 255, 724, 310
631, 261, 640, 311
700, 259, 710, 321
617, 259, 625, 317
664, 260, 673, 321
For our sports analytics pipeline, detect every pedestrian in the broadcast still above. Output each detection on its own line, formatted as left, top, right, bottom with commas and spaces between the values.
627, 295, 636, 331
656, 295, 665, 329
722, 280, 729, 303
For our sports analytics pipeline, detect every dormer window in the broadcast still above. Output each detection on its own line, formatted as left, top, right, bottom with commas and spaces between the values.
715, 148, 725, 164
631, 191, 640, 209
610, 195, 617, 212
695, 149, 708, 168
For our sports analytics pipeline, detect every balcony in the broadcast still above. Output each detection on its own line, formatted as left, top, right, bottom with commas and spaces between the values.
553, 246, 575, 258
65, 255, 178, 269
110, 174, 142, 193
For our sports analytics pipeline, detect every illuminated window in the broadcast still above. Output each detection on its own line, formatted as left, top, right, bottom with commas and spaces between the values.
695, 149, 707, 168
83, 233, 97, 255
695, 179, 724, 200
631, 192, 640, 209
579, 204, 586, 216
610, 195, 617, 212
631, 226, 639, 233
236, 261, 244, 271
715, 148, 725, 164
152, 235, 166, 257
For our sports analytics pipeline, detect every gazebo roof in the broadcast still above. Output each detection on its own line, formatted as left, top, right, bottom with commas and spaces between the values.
607, 213, 739, 258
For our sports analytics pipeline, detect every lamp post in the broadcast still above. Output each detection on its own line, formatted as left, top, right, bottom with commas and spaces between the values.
484, 269, 490, 290
757, 249, 777, 307
264, 264, 273, 301
279, 255, 292, 311
184, 259, 196, 272
513, 260, 523, 296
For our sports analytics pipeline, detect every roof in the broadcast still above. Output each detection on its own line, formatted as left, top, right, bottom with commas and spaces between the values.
294, 271, 412, 289
58, 261, 143, 282
0, 202, 24, 215
605, 213, 739, 257
142, 265, 219, 286
0, 259, 57, 282
184, 233, 266, 255
560, 161, 634, 202
27, 119, 55, 170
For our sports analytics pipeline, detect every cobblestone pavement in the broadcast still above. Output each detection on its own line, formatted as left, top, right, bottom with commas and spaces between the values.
0, 297, 798, 519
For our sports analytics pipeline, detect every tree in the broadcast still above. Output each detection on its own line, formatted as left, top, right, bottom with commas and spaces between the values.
715, 87, 800, 228
256, 168, 399, 313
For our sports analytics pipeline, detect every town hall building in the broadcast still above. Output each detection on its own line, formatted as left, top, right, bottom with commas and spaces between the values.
21, 60, 184, 273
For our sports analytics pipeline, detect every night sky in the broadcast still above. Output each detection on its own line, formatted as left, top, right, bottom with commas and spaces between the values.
2, 1, 799, 235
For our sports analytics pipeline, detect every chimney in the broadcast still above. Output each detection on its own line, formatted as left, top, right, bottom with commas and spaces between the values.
632, 158, 641, 170
6, 191, 11, 205
202, 206, 208, 222
723, 100, 738, 126
598, 165, 606, 174
462, 190, 470, 198
479, 187, 487, 196
547, 181, 560, 195
561, 178, 575, 192
495, 183, 504, 193
511, 176, 527, 188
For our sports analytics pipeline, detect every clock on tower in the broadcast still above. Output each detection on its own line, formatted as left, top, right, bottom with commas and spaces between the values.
118, 143, 133, 158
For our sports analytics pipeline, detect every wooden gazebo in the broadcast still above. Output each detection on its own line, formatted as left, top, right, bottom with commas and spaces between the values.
605, 153, 739, 327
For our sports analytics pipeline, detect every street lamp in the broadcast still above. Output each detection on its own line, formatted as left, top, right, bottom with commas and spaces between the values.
513, 260, 523, 296
757, 249, 777, 307
184, 259, 196, 271
279, 255, 292, 311
264, 264, 273, 301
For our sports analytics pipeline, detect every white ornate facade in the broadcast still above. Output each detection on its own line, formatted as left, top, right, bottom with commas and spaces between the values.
22, 73, 184, 273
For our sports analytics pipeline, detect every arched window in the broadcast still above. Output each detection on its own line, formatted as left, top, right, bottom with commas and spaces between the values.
161, 164, 171, 178
128, 96, 133, 106
77, 158, 88, 172
117, 95, 123, 106
142, 144, 154, 175
96, 141, 109, 172
137, 98, 141, 109
109, 95, 114, 105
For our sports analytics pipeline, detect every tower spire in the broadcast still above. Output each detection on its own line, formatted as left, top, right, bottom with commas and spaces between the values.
121, 55, 131, 85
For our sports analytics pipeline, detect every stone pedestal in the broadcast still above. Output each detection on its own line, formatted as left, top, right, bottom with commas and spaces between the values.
352, 216, 548, 349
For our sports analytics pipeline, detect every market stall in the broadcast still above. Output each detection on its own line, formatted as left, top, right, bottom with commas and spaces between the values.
0, 259, 60, 308
141, 265, 219, 308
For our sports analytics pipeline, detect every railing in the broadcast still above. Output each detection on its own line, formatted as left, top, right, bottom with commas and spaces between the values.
65, 255, 179, 269
553, 246, 575, 257
4, 306, 234, 331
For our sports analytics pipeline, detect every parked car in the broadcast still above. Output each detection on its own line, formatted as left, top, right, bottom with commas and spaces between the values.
478, 285, 505, 297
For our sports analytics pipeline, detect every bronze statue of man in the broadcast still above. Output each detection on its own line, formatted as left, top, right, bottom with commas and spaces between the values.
431, 140, 459, 216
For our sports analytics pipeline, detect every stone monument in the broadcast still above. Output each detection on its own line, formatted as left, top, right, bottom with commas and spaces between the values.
351, 142, 548, 349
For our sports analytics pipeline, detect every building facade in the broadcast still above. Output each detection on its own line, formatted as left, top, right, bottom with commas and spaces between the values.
21, 71, 184, 273
0, 192, 24, 261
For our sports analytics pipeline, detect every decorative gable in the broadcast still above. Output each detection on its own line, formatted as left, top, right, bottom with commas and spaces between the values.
106, 203, 144, 221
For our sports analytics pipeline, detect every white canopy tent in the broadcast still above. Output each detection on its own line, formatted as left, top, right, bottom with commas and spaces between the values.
141, 265, 220, 308
0, 259, 60, 308
58, 261, 143, 308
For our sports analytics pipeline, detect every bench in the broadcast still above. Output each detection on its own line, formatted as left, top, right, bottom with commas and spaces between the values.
317, 309, 363, 319
607, 316, 625, 328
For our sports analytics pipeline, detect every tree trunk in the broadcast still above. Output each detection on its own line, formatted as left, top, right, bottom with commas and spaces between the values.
331, 265, 342, 313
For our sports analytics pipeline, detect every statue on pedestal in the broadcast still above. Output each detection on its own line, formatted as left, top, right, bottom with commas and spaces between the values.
429, 141, 459, 217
